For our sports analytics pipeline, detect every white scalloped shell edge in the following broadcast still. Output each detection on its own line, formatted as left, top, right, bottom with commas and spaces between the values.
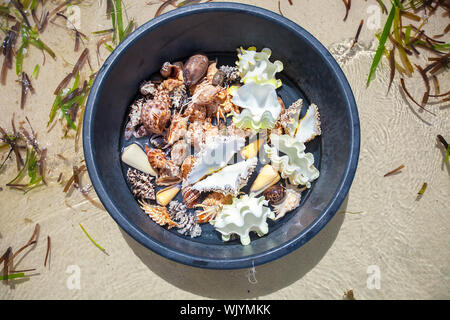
264, 133, 319, 188
236, 46, 283, 88
211, 194, 274, 245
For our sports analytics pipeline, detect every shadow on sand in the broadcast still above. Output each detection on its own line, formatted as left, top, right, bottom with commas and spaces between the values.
122, 197, 348, 299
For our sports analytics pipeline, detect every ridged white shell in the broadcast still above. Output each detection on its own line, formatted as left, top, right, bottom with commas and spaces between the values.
211, 194, 274, 245
230, 82, 282, 130
186, 135, 245, 185
264, 133, 319, 188
192, 157, 257, 196
236, 46, 283, 88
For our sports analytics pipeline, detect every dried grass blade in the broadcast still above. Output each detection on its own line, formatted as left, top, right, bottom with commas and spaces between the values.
155, 0, 176, 17
1, 247, 12, 284
54, 73, 73, 95
350, 19, 364, 50
400, 78, 436, 116
44, 236, 50, 267
384, 164, 405, 177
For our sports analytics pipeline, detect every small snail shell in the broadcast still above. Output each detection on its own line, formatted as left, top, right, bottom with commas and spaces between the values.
264, 185, 286, 205
160, 62, 173, 78
212, 70, 226, 86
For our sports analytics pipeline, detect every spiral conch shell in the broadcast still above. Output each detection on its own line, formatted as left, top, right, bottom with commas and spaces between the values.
191, 157, 257, 196
280, 99, 321, 144
140, 87, 171, 135
186, 135, 245, 185
181, 155, 196, 179
181, 185, 201, 208
272, 186, 304, 220
167, 113, 188, 146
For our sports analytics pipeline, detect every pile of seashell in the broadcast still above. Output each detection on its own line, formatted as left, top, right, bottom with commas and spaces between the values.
121, 47, 322, 245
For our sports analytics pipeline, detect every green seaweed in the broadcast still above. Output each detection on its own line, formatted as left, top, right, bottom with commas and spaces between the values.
366, 1, 397, 86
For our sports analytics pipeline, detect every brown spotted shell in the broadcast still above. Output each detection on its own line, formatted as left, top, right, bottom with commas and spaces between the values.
167, 113, 188, 146
140, 88, 171, 135
171, 140, 188, 166
145, 146, 166, 169
183, 54, 209, 87
212, 70, 226, 87
264, 185, 286, 205
184, 103, 207, 123
181, 155, 195, 179
191, 83, 221, 106
181, 185, 201, 208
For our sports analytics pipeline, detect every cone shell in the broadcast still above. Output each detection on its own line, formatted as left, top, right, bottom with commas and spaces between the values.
240, 139, 263, 159
249, 164, 280, 195
156, 185, 181, 206
121, 143, 157, 176
183, 54, 209, 87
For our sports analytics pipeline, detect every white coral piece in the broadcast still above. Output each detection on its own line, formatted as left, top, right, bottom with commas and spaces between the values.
264, 133, 319, 188
273, 185, 303, 220
192, 157, 257, 196
211, 194, 274, 245
236, 46, 283, 88
230, 82, 282, 130
186, 135, 245, 184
